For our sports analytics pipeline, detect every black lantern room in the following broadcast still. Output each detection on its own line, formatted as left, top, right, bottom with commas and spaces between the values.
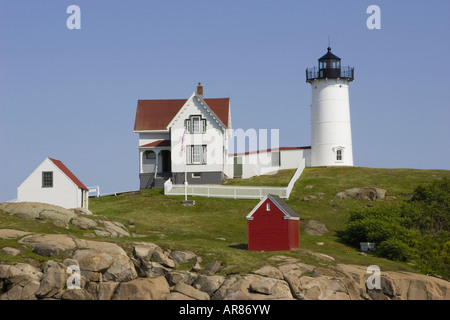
306, 47, 354, 82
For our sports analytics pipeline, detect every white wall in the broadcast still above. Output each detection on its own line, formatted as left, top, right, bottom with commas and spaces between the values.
170, 94, 228, 174
235, 149, 310, 179
17, 158, 84, 209
138, 132, 170, 147
310, 79, 353, 167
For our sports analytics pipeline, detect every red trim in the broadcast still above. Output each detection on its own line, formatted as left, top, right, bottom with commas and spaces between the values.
49, 158, 89, 191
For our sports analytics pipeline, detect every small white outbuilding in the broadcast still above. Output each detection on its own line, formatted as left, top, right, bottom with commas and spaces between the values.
17, 157, 89, 209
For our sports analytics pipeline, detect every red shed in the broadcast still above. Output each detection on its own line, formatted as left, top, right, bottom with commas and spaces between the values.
246, 194, 300, 251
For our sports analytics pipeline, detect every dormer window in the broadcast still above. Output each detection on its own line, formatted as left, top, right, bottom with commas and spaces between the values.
185, 115, 206, 134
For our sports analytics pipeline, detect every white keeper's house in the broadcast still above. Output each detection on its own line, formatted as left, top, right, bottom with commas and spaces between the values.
134, 47, 355, 189
134, 83, 234, 188
17, 157, 89, 209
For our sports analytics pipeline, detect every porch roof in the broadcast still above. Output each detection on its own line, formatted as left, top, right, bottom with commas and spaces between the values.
139, 140, 171, 148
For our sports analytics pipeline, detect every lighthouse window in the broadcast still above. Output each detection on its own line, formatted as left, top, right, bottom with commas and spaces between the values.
336, 149, 343, 161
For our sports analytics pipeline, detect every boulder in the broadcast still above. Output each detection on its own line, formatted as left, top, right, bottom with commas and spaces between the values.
132, 242, 161, 260
252, 265, 284, 280
0, 229, 32, 239
32, 243, 61, 257
213, 274, 293, 300
173, 282, 210, 300
336, 187, 387, 201
1, 263, 43, 286
163, 292, 195, 300
72, 240, 137, 282
168, 270, 199, 286
0, 202, 76, 225
71, 216, 97, 230
194, 275, 225, 296
203, 260, 221, 275
303, 220, 329, 236
1, 247, 21, 257
18, 234, 80, 252
61, 288, 94, 300
112, 276, 170, 300
151, 248, 176, 268
35, 261, 68, 299
171, 250, 198, 263
97, 282, 120, 300
0, 280, 40, 300
71, 207, 94, 216
101, 221, 130, 238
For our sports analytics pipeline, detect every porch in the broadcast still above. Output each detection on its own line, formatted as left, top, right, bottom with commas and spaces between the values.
139, 140, 172, 189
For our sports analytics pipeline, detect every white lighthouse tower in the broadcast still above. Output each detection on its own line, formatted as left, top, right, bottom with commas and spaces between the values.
306, 47, 354, 167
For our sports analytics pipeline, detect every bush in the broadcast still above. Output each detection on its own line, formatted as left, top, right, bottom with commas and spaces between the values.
376, 238, 413, 261
339, 178, 449, 279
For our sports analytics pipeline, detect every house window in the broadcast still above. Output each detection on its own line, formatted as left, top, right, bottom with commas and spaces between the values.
187, 145, 207, 164
266, 202, 270, 211
336, 149, 343, 161
145, 150, 156, 160
185, 115, 206, 134
42, 171, 53, 188
192, 116, 200, 133
192, 172, 202, 179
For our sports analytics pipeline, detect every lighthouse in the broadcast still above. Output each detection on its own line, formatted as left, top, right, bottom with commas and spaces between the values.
306, 47, 354, 167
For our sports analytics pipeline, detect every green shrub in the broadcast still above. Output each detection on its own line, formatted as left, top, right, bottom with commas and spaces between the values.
376, 238, 413, 261
339, 178, 449, 279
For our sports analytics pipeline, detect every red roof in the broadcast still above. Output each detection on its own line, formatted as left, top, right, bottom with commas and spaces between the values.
134, 98, 230, 131
139, 140, 171, 148
49, 158, 89, 191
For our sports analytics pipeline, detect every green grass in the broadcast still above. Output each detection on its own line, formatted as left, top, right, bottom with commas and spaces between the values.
224, 169, 296, 187
1, 166, 449, 275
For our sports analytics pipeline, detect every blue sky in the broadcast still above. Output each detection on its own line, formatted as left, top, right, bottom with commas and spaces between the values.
1, 0, 449, 201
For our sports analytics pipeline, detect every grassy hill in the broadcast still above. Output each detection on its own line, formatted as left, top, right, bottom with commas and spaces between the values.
88, 166, 449, 275
1, 166, 448, 276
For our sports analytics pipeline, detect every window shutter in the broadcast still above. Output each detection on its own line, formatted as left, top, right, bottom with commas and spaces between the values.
202, 145, 207, 164
186, 145, 192, 164
185, 119, 191, 133
202, 119, 207, 133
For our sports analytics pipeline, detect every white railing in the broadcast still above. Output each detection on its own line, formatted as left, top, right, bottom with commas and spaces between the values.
285, 157, 306, 199
164, 158, 306, 200
88, 186, 100, 198
165, 183, 287, 199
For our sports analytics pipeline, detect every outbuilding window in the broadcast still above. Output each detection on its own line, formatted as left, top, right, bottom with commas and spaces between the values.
266, 203, 270, 211
42, 171, 53, 188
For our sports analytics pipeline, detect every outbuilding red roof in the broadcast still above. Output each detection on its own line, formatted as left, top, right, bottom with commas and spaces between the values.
49, 158, 89, 191
134, 98, 230, 131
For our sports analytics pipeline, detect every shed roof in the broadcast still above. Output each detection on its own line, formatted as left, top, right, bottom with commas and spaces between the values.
246, 194, 300, 220
49, 158, 89, 191
134, 97, 230, 131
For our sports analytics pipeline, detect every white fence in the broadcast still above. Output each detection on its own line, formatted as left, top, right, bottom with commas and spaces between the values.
285, 157, 306, 199
164, 157, 305, 200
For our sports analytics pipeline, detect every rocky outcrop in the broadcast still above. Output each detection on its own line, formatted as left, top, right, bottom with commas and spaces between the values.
336, 187, 386, 200
2, 232, 448, 300
1, 199, 449, 301
0, 202, 130, 237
